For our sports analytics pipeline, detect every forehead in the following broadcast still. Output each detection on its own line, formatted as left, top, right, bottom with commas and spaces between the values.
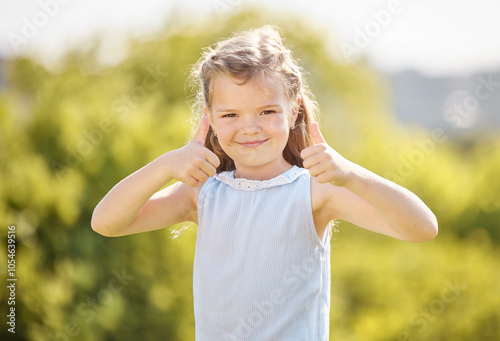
210, 74, 289, 109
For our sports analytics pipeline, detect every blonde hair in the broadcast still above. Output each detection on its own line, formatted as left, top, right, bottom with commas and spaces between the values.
189, 25, 319, 173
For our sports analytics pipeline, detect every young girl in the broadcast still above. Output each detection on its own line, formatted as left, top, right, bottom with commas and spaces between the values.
91, 26, 438, 340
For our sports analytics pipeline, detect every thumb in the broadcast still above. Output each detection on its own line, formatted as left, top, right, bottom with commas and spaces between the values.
193, 116, 210, 144
311, 122, 326, 144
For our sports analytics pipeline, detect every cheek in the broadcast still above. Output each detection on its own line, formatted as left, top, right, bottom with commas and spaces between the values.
215, 124, 235, 145
267, 116, 290, 137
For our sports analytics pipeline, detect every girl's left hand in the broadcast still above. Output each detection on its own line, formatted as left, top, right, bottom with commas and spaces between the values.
301, 123, 354, 187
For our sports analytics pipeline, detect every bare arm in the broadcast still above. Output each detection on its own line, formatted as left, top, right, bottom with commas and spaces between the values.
91, 117, 219, 237
304, 123, 438, 242
91, 156, 194, 237
344, 164, 437, 241
319, 166, 438, 242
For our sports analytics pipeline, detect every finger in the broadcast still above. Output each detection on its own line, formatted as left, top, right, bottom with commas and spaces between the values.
202, 149, 221, 169
182, 176, 200, 188
311, 122, 326, 145
308, 163, 327, 179
193, 116, 210, 144
190, 167, 211, 184
302, 150, 325, 169
300, 144, 324, 160
196, 158, 217, 178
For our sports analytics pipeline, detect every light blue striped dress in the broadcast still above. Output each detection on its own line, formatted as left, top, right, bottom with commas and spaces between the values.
194, 166, 331, 340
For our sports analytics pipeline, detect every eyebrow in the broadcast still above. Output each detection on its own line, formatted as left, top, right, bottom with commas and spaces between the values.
215, 104, 282, 113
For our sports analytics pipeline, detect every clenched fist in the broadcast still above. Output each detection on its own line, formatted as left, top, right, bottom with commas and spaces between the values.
300, 122, 354, 187
166, 116, 220, 187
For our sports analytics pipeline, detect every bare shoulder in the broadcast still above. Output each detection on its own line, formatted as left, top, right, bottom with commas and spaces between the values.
310, 175, 407, 240
311, 177, 342, 215
310, 176, 372, 232
310, 176, 344, 237
151, 181, 203, 224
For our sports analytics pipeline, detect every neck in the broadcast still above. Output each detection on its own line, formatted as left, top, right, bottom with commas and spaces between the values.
234, 160, 293, 181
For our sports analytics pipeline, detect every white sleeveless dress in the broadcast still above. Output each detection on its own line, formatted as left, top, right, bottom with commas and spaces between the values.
194, 166, 331, 340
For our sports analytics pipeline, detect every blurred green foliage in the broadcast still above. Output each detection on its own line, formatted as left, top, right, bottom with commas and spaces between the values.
1, 7, 499, 341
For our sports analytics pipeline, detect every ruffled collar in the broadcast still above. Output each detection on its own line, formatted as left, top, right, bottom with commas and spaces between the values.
215, 166, 306, 191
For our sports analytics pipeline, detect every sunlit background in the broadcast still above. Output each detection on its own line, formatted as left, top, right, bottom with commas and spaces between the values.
2, 0, 500, 76
1, 0, 499, 340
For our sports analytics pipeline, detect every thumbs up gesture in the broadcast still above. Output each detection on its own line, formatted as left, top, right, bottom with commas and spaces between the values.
300, 123, 353, 186
166, 116, 220, 187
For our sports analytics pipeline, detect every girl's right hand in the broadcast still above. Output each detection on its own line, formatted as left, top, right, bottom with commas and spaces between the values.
164, 116, 220, 187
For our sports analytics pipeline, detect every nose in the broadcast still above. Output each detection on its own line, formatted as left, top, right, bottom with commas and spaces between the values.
240, 116, 261, 135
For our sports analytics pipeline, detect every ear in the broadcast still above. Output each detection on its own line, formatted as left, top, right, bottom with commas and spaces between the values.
289, 95, 301, 127
203, 105, 215, 130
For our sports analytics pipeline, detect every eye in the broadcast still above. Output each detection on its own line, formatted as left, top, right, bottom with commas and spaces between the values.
222, 113, 237, 118
261, 110, 276, 115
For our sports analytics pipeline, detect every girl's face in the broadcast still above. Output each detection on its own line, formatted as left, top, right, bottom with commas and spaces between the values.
206, 75, 298, 180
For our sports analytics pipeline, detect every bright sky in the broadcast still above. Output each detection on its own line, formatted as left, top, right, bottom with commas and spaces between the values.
1, 0, 500, 77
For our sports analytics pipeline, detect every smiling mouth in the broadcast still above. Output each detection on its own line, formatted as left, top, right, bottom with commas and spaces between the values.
237, 139, 269, 148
